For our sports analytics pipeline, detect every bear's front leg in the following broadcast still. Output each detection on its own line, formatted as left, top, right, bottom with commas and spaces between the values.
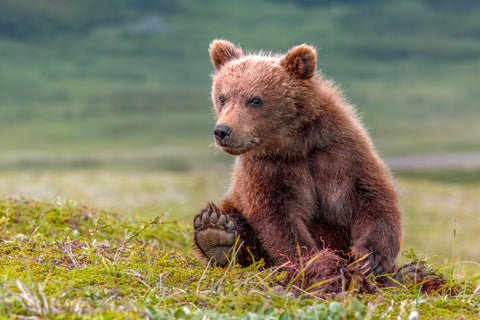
193, 204, 237, 266
247, 213, 319, 266
350, 207, 401, 277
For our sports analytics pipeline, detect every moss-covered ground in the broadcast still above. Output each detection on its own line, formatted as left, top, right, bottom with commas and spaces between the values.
0, 197, 479, 319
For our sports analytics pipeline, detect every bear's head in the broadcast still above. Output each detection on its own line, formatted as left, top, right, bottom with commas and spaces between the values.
209, 40, 321, 157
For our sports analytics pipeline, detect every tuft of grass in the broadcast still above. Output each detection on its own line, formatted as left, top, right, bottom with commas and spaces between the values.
0, 198, 479, 319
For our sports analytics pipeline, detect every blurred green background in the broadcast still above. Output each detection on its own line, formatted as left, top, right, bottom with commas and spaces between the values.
0, 0, 479, 271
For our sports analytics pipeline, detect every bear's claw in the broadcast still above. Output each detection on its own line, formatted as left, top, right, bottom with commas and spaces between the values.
193, 205, 237, 266
363, 253, 386, 276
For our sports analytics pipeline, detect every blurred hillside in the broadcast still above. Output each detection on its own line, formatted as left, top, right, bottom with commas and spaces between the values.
0, 0, 479, 169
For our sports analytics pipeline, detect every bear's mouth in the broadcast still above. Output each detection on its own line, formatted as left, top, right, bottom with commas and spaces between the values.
220, 146, 252, 155
216, 139, 260, 155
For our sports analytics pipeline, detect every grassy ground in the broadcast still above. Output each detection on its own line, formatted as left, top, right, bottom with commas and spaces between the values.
0, 169, 229, 224
1, 168, 479, 271
1, 197, 479, 319
395, 175, 480, 277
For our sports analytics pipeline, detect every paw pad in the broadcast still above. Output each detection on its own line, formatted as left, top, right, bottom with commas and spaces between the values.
194, 206, 237, 266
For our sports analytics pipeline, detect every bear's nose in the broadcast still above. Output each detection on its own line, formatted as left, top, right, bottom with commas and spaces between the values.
214, 124, 232, 144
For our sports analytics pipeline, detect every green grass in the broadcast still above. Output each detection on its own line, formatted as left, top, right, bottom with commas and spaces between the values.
397, 180, 480, 279
1, 168, 479, 270
0, 169, 230, 224
1, 197, 479, 319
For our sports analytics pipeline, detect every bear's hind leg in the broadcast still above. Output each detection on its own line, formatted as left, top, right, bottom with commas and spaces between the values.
193, 204, 237, 266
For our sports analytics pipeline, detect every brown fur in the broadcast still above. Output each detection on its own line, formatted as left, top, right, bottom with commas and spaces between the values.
195, 40, 402, 278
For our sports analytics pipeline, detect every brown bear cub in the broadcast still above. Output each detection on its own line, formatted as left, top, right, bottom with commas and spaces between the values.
193, 40, 402, 282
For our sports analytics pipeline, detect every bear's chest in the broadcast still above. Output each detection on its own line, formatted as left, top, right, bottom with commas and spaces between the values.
308, 152, 354, 225
231, 157, 317, 219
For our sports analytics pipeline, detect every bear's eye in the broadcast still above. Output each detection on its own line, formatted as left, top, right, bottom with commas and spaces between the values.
247, 96, 263, 108
218, 95, 226, 107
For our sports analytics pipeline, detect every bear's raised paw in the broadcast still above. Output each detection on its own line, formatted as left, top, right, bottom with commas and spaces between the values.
193, 204, 237, 266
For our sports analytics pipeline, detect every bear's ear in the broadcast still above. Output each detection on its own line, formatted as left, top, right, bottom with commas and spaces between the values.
209, 40, 244, 70
280, 44, 317, 79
